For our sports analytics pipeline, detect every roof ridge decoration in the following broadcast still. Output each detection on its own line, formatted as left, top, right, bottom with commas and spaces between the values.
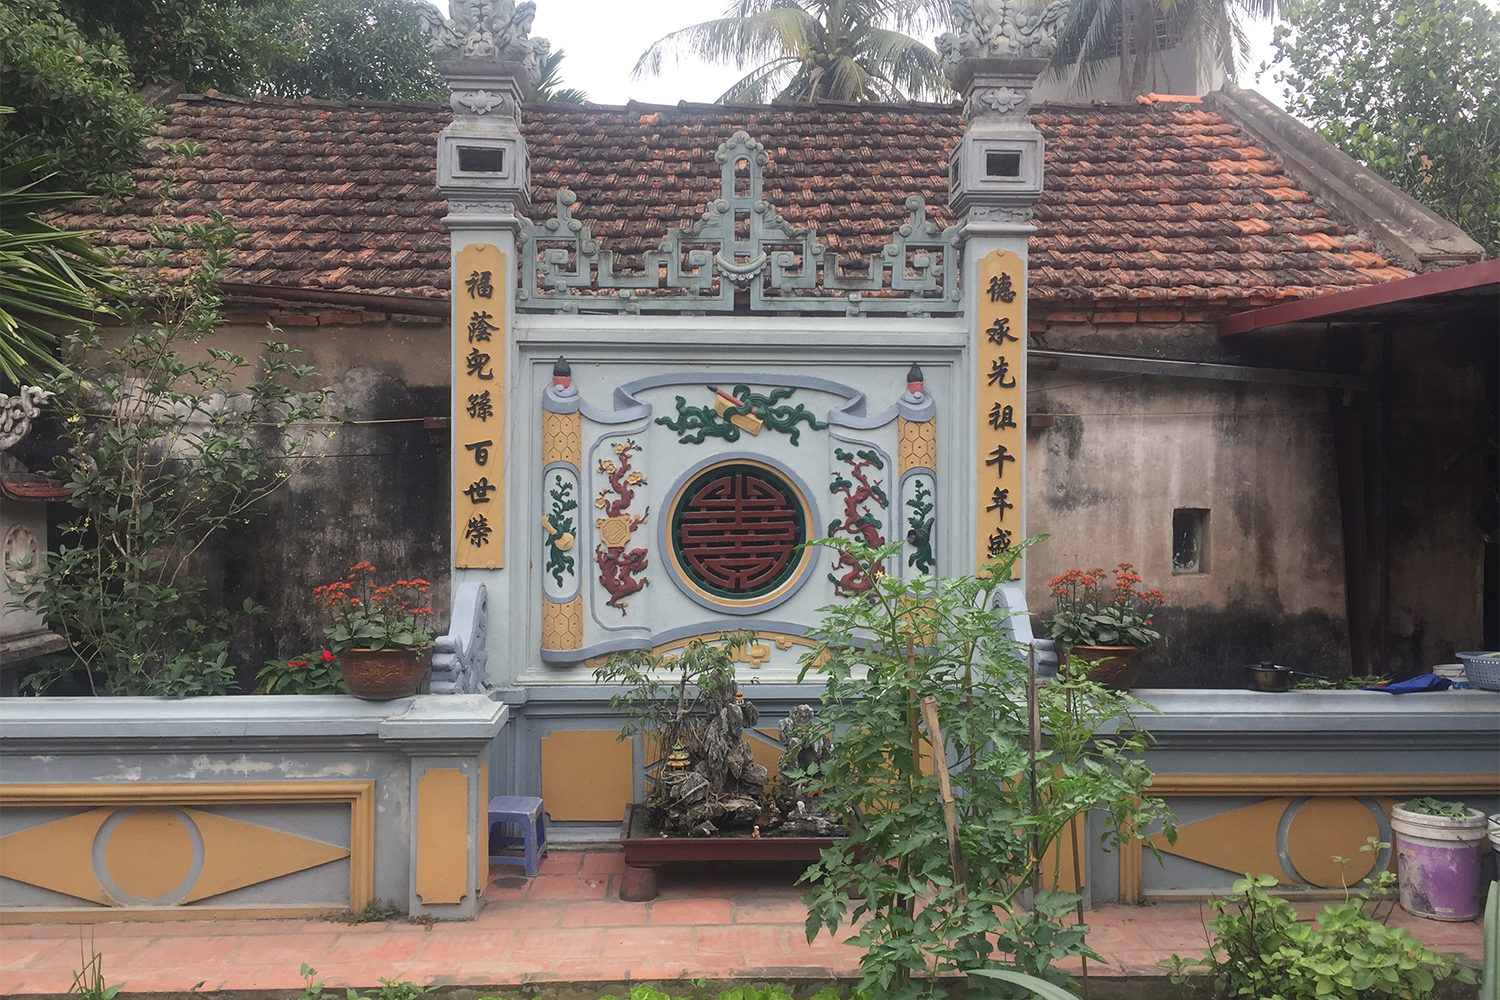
517, 130, 962, 315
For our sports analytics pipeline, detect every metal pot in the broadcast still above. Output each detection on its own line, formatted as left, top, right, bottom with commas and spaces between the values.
1246, 663, 1291, 692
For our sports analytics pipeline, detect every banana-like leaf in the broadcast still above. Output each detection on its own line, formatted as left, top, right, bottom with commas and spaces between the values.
968, 967, 1081, 1000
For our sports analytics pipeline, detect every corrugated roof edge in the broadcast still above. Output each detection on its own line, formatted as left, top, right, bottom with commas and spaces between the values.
1203, 85, 1483, 273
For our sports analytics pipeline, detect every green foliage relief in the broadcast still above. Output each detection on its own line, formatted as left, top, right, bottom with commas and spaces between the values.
904, 476, 935, 574
544, 474, 578, 588
1271, 0, 1500, 256
656, 384, 827, 446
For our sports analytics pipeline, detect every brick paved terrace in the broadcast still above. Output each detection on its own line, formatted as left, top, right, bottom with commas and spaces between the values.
0, 853, 1484, 996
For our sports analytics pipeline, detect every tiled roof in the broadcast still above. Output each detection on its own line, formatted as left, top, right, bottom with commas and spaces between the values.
66, 92, 1413, 307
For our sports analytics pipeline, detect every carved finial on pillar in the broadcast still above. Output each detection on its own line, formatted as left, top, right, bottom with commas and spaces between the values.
936, 0, 1069, 119
425, 0, 546, 227
0, 387, 53, 452
552, 356, 571, 387
906, 364, 925, 395
939, 1, 1063, 235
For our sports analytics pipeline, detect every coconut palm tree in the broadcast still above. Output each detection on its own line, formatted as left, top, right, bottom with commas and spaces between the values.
1050, 0, 1277, 99
0, 146, 116, 387
526, 48, 587, 103
632, 0, 950, 104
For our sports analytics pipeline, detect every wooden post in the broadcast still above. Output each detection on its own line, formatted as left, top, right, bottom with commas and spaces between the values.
1027, 643, 1042, 897
919, 696, 967, 901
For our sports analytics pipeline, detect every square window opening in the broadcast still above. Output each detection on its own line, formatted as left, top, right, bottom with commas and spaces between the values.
458, 146, 506, 173
986, 151, 1022, 177
1173, 508, 1208, 574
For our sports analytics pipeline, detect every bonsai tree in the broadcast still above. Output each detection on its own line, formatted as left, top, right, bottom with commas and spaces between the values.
597, 632, 784, 837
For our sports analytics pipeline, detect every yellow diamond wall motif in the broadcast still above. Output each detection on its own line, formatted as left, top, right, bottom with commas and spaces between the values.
0, 806, 349, 906
1146, 795, 1389, 888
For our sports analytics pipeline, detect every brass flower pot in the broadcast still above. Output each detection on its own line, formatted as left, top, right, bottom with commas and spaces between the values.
339, 647, 426, 700
1067, 645, 1143, 690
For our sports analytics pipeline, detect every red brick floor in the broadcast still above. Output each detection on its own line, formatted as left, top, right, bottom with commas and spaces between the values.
0, 854, 1483, 994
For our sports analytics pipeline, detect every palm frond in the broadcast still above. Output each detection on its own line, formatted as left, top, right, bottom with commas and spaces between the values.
633, 8, 818, 80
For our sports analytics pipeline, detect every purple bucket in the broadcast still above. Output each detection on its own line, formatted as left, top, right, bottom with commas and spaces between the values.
1391, 803, 1486, 922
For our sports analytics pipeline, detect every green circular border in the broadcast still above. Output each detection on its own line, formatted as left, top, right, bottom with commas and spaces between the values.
669, 462, 809, 601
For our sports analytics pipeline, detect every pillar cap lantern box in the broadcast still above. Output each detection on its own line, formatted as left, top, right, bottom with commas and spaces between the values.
437, 127, 531, 204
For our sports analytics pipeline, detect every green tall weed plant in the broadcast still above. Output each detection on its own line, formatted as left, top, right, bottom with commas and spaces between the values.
16, 211, 340, 696
795, 538, 1175, 1000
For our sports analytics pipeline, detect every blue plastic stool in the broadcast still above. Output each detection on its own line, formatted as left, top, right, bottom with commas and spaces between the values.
487, 795, 547, 878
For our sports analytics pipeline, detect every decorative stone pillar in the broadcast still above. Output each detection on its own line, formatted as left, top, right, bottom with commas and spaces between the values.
937, 2, 1066, 582
423, 1, 548, 680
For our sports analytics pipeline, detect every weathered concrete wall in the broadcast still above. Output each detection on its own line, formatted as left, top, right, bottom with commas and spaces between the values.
1380, 325, 1496, 671
1025, 320, 1352, 686
68, 313, 454, 689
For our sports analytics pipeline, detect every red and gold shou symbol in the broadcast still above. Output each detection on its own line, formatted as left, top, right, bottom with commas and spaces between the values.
673, 465, 806, 597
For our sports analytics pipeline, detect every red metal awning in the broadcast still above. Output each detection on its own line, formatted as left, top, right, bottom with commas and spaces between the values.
1218, 258, 1500, 336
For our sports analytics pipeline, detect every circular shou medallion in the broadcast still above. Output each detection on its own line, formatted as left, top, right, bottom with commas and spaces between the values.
668, 461, 811, 608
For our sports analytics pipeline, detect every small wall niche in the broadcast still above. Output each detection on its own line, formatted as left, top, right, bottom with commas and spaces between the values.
1173, 508, 1209, 574
986, 151, 1022, 177
458, 146, 505, 173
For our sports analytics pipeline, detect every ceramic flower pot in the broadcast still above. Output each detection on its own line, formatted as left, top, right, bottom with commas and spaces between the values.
1067, 645, 1143, 690
339, 647, 426, 700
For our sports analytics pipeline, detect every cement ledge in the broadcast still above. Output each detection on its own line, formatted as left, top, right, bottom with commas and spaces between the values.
0, 694, 508, 745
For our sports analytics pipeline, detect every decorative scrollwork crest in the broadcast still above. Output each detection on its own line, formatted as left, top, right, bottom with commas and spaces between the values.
419, 0, 549, 86
936, 0, 1071, 69
518, 130, 961, 315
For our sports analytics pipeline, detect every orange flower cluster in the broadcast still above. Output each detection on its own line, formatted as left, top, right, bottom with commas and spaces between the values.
315, 564, 433, 621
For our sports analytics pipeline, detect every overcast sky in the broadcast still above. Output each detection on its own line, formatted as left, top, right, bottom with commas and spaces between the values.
525, 1, 1287, 108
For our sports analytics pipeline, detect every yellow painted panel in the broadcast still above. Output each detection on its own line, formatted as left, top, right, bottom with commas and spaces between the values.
104, 810, 194, 898
897, 416, 937, 475
415, 768, 470, 905
541, 595, 583, 650
541, 730, 634, 822
975, 248, 1024, 575
454, 243, 506, 568
747, 733, 782, 778
1148, 798, 1292, 884
0, 808, 112, 905
180, 808, 350, 903
542, 409, 582, 468
1285, 797, 1381, 888
1039, 815, 1085, 894
476, 760, 488, 895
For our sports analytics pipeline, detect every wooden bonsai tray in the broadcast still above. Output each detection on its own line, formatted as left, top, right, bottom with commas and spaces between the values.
618, 802, 837, 865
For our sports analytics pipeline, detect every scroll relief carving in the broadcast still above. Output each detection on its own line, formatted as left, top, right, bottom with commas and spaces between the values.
419, 0, 549, 90
936, 0, 1072, 69
594, 439, 649, 613
518, 130, 961, 315
1, 386, 52, 451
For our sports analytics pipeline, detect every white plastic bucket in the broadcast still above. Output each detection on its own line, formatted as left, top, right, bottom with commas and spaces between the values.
1390, 804, 1487, 921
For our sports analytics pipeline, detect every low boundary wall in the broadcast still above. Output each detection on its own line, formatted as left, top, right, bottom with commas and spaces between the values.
0, 694, 507, 922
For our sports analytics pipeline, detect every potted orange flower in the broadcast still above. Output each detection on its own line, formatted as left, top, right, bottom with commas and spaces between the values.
315, 563, 435, 699
1045, 563, 1163, 689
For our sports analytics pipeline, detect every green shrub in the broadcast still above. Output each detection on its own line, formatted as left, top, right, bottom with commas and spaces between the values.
796, 538, 1175, 1000
1163, 843, 1476, 999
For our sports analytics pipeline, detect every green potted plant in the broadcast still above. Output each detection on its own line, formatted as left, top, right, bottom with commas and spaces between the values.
314, 563, 435, 700
1045, 563, 1163, 689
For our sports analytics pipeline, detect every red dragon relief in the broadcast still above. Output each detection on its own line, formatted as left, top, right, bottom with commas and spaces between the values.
595, 439, 649, 613
827, 446, 888, 596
